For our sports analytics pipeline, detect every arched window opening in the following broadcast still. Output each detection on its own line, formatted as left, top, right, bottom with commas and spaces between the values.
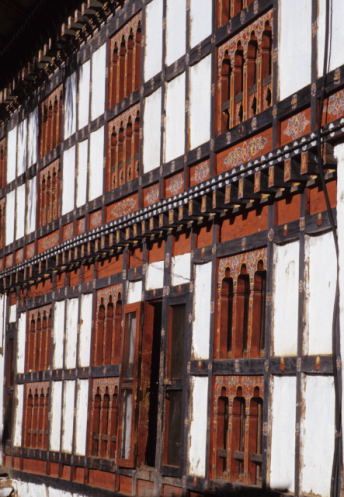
35, 313, 42, 370
113, 295, 123, 362
221, 54, 231, 132
125, 118, 133, 183
92, 390, 101, 456
119, 37, 126, 102
133, 112, 140, 177
126, 31, 134, 97
37, 391, 44, 448
247, 34, 258, 90
134, 23, 142, 91
110, 387, 119, 458
233, 0, 243, 17
25, 391, 33, 447
248, 388, 263, 484
110, 128, 118, 189
118, 125, 125, 186
216, 387, 229, 476
101, 391, 110, 457
231, 388, 246, 479
218, 0, 231, 25
261, 23, 272, 81
28, 316, 36, 370
234, 44, 244, 97
234, 265, 250, 357
251, 261, 266, 356
95, 300, 105, 366
111, 44, 119, 107
32, 390, 39, 448
105, 297, 114, 365
219, 268, 233, 357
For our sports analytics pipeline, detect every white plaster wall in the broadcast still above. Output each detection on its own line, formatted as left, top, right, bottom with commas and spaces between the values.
189, 55, 211, 150
269, 376, 296, 492
146, 261, 164, 290
164, 72, 185, 163
64, 73, 77, 139
62, 380, 75, 453
76, 139, 88, 208
6, 190, 15, 246
318, 0, 344, 75
75, 379, 88, 455
26, 176, 37, 235
91, 44, 106, 121
16, 184, 25, 240
188, 376, 208, 477
279, 0, 312, 99
272, 241, 299, 356
144, 0, 163, 81
9, 305, 16, 323
305, 233, 336, 355
14, 481, 80, 497
17, 119, 27, 176
171, 253, 191, 286
62, 145, 76, 215
28, 108, 38, 167
13, 384, 24, 447
78, 60, 90, 130
192, 262, 212, 359
65, 299, 79, 369
50, 380, 62, 452
300, 375, 335, 497
166, 0, 186, 66
16, 312, 26, 374
143, 88, 161, 173
78, 293, 92, 367
7, 126, 17, 183
53, 301, 65, 369
0, 295, 6, 344
0, 295, 6, 463
89, 126, 104, 201
190, 0, 212, 48
127, 280, 142, 304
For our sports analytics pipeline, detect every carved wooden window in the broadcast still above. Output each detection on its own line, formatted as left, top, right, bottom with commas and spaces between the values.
247, 34, 258, 118
0, 198, 5, 249
26, 305, 52, 372
231, 388, 246, 479
23, 382, 49, 450
0, 138, 6, 188
39, 160, 60, 227
109, 13, 142, 108
107, 104, 140, 191
215, 249, 267, 359
40, 86, 63, 158
261, 22, 272, 110
93, 285, 123, 366
216, 387, 229, 477
89, 378, 119, 459
248, 387, 263, 484
216, 0, 254, 26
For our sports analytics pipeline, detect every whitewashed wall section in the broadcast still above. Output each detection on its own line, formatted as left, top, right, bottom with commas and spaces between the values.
144, 0, 163, 81
164, 72, 185, 163
75, 379, 89, 455
78, 61, 90, 130
127, 280, 143, 304
89, 126, 104, 201
9, 305, 16, 323
6, 190, 15, 246
188, 376, 208, 477
91, 44, 106, 121
62, 145, 76, 215
279, 0, 312, 99
65, 298, 79, 369
13, 384, 24, 447
15, 183, 25, 240
189, 55, 211, 150
17, 118, 27, 176
53, 300, 65, 369
272, 241, 299, 356
28, 108, 38, 167
7, 126, 17, 183
16, 312, 26, 374
62, 380, 76, 453
50, 380, 62, 451
14, 480, 87, 497
192, 262, 212, 359
166, 0, 186, 66
143, 88, 161, 173
318, 0, 344, 76
26, 176, 37, 235
190, 0, 212, 48
171, 253, 191, 286
64, 73, 77, 139
78, 293, 92, 368
146, 261, 164, 290
76, 139, 88, 208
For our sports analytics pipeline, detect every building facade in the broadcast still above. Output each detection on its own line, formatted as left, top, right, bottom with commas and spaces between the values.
0, 0, 342, 496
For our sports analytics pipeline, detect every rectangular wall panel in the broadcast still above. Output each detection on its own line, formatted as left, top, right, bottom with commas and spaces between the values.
279, 0, 311, 99
7, 126, 17, 183
300, 376, 334, 497
171, 253, 191, 286
28, 108, 38, 167
166, 0, 186, 66
79, 294, 92, 367
9, 305, 16, 323
127, 281, 142, 304
269, 376, 296, 492
189, 55, 211, 150
16, 184, 25, 240
13, 384, 24, 447
188, 376, 208, 477
146, 261, 164, 290
91, 44, 106, 121
50, 381, 62, 452
64, 73, 77, 139
65, 299, 79, 369
144, 0, 163, 81
17, 119, 27, 176
62, 146, 76, 215
76, 139, 88, 208
53, 301, 65, 369
164, 72, 185, 163
318, 0, 344, 75
16, 312, 26, 374
143, 89, 161, 173
26, 176, 37, 235
75, 380, 89, 455
192, 262, 212, 359
6, 190, 15, 246
89, 127, 104, 201
78, 61, 90, 130
190, 0, 212, 48
62, 380, 75, 453
272, 241, 299, 356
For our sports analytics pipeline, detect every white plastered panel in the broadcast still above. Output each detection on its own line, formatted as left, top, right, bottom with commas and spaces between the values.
189, 55, 211, 149
62, 380, 75, 453
53, 301, 65, 369
79, 293, 92, 368
143, 88, 161, 173
166, 0, 186, 66
269, 376, 296, 492
127, 280, 142, 304
91, 44, 106, 121
75, 379, 89, 455
0, 295, 7, 347
192, 262, 212, 359
17, 312, 26, 374
62, 146, 76, 215
26, 176, 37, 235
279, 0, 312, 99
6, 190, 15, 246
305, 233, 336, 355
50, 381, 62, 452
13, 384, 24, 447
146, 261, 164, 290
272, 241, 299, 356
9, 305, 16, 323
171, 253, 191, 286
318, 0, 344, 75
89, 126, 104, 201
144, 0, 163, 81
188, 376, 208, 477
190, 0, 212, 48
76, 139, 88, 208
78, 60, 90, 130
164, 72, 185, 163
17, 119, 27, 176
65, 299, 79, 369
300, 376, 335, 497
64, 73, 77, 139
7, 126, 17, 183
28, 108, 38, 167
16, 184, 25, 240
